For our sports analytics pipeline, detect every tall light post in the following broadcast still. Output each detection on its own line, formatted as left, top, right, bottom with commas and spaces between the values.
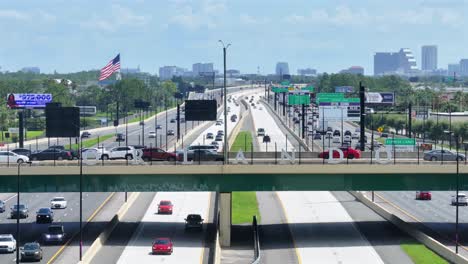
16, 161, 31, 264
445, 130, 460, 254
219, 40, 231, 164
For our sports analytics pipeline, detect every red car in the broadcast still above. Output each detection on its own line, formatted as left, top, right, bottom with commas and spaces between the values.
416, 191, 432, 200
318, 147, 361, 159
158, 200, 173, 214
152, 237, 173, 255
142, 148, 177, 162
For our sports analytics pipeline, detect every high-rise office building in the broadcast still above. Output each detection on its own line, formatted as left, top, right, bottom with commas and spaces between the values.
21, 67, 40, 74
374, 48, 417, 76
460, 59, 468, 77
192, 63, 214, 76
448, 63, 460, 77
159, 66, 186, 80
421, 45, 437, 71
275, 62, 290, 76
340, 66, 364, 75
297, 68, 317, 76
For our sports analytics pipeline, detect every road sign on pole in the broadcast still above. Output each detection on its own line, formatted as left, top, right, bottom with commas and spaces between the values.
288, 94, 310, 105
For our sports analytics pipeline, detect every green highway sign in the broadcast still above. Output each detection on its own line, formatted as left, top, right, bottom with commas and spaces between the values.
385, 138, 416, 146
280, 80, 290, 86
272, 87, 288, 93
317, 96, 360, 104
288, 94, 310, 105
301, 86, 314, 92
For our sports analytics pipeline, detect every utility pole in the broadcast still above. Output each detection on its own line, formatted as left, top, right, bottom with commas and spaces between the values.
408, 102, 412, 138
359, 81, 366, 151
219, 40, 231, 164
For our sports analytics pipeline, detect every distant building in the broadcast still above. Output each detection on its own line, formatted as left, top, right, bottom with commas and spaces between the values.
460, 59, 468, 77
121, 67, 141, 74
297, 68, 317, 76
21, 67, 40, 74
275, 62, 290, 76
421, 45, 437, 71
226, 69, 240, 77
159, 66, 177, 80
374, 48, 417, 76
448, 64, 460, 77
193, 63, 214, 76
340, 66, 364, 75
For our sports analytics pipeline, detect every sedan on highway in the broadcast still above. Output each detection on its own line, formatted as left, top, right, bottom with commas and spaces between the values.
36, 208, 54, 223
29, 149, 72, 161
142, 148, 177, 161
415, 191, 431, 200
185, 214, 204, 230
206, 132, 214, 139
158, 200, 173, 214
116, 133, 126, 142
215, 134, 223, 141
167, 129, 175, 136
170, 118, 176, 123
0, 234, 16, 253
148, 131, 156, 138
51, 197, 67, 209
10, 204, 29, 219
42, 225, 66, 244
318, 148, 361, 159
20, 242, 43, 262
152, 237, 173, 255
0, 151, 29, 164
313, 133, 322, 140
156, 125, 162, 129
424, 150, 465, 161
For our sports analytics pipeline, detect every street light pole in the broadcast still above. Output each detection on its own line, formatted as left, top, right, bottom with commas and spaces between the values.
219, 40, 231, 164
456, 134, 460, 254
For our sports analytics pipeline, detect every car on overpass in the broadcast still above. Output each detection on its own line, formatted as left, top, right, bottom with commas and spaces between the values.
30, 149, 72, 161
10, 204, 29, 219
185, 214, 204, 230
42, 225, 66, 244
20, 242, 43, 262
318, 147, 361, 159
109, 146, 136, 160
0, 200, 5, 213
48, 145, 79, 159
82, 147, 110, 160
424, 150, 465, 161
11, 148, 32, 157
152, 237, 173, 255
36, 208, 54, 223
0, 151, 29, 164
178, 149, 224, 162
0, 234, 16, 253
186, 145, 217, 153
142, 148, 177, 162
415, 191, 431, 200
452, 193, 468, 206
50, 197, 67, 209
158, 200, 173, 214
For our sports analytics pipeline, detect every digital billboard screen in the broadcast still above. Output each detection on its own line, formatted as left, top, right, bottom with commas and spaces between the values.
185, 100, 217, 121
7, 93, 52, 109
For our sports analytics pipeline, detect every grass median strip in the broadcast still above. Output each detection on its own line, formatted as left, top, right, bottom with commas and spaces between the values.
66, 134, 114, 150
401, 242, 448, 264
231, 131, 253, 152
232, 192, 261, 224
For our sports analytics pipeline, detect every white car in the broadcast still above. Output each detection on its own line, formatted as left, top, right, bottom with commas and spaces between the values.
451, 193, 468, 206
0, 151, 29, 164
109, 146, 136, 160
351, 133, 360, 139
51, 197, 67, 209
149, 131, 156, 138
0, 234, 16, 253
343, 135, 352, 143
332, 136, 341, 144
82, 148, 110, 160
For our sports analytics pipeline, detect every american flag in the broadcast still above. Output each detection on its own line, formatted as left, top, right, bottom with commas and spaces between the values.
99, 54, 120, 81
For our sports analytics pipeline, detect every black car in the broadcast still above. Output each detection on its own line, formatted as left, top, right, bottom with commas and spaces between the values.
11, 204, 29, 219
48, 145, 79, 159
43, 225, 66, 244
333, 130, 340, 136
178, 149, 224, 162
11, 148, 32, 157
29, 149, 72, 161
20, 242, 43, 262
36, 208, 54, 223
116, 133, 125, 142
81, 131, 91, 138
170, 118, 176, 123
344, 130, 352, 136
167, 130, 175, 136
0, 200, 4, 213
185, 214, 204, 230
327, 127, 333, 132
313, 133, 322, 140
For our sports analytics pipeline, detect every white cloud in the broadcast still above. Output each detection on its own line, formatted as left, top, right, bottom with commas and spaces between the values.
168, 0, 226, 30
0, 9, 29, 20
81, 5, 151, 32
239, 14, 269, 25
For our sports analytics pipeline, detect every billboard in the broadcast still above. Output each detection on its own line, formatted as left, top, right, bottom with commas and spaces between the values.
185, 99, 217, 121
45, 106, 80, 138
335, 86, 354, 93
7, 93, 52, 109
365, 92, 394, 104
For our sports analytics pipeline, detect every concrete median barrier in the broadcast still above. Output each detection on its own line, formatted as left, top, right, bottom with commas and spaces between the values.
351, 191, 468, 264
79, 192, 140, 264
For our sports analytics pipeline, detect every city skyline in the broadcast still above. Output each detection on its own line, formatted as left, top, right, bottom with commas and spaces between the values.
0, 1, 467, 74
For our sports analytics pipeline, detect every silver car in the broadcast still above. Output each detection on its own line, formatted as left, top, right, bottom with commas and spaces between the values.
423, 150, 465, 161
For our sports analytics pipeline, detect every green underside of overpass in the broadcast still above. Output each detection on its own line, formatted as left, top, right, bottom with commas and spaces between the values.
1, 173, 467, 193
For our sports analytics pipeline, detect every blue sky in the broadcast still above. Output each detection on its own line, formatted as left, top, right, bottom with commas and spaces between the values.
0, 0, 467, 75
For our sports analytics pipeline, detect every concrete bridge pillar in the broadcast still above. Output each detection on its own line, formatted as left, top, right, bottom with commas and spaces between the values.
219, 192, 231, 247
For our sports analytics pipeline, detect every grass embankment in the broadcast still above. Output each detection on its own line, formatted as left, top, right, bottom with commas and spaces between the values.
66, 134, 114, 150
230, 131, 253, 152
232, 192, 261, 225
1, 131, 44, 143
401, 242, 448, 264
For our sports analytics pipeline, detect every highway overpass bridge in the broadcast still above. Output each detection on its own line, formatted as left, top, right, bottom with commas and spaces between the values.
2, 164, 466, 247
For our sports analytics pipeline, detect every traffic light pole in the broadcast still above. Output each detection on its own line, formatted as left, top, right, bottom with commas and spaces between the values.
359, 82, 366, 151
